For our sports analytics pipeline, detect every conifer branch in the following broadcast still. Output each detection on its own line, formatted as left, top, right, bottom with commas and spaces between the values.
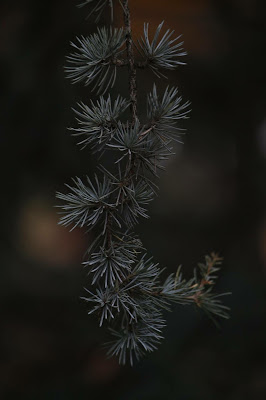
57, 0, 231, 366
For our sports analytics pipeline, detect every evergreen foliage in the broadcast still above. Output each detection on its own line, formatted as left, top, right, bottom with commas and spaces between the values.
57, 0, 230, 365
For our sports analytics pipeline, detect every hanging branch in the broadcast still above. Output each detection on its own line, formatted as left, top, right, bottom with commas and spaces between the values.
57, 0, 230, 366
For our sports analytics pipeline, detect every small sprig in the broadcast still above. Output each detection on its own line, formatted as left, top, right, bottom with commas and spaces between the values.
138, 21, 187, 78
147, 84, 191, 142
66, 27, 125, 94
84, 239, 134, 287
70, 95, 129, 151
107, 311, 165, 365
190, 253, 231, 323
107, 121, 143, 167
160, 266, 199, 305
119, 179, 154, 227
56, 175, 119, 232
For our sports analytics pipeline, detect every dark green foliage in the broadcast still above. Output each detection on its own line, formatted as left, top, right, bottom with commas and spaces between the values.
57, 0, 230, 365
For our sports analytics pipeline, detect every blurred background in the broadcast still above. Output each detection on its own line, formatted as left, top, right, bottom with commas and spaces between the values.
0, 0, 266, 398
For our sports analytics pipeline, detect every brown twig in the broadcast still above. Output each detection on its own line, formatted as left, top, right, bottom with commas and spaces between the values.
122, 0, 137, 123
187, 253, 223, 306
138, 125, 155, 138
111, 58, 128, 66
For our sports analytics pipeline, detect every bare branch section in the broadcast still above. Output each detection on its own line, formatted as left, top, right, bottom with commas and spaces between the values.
122, 0, 138, 123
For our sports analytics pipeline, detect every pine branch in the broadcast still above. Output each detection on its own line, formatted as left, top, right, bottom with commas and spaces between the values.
57, 0, 231, 366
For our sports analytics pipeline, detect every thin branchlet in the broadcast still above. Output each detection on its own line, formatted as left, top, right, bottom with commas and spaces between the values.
57, 0, 230, 366
122, 0, 138, 123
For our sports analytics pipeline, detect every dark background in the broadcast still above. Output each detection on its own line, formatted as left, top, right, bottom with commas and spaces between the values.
1, 0, 266, 399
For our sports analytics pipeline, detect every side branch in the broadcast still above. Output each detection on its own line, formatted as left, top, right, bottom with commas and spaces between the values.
112, 59, 148, 69
112, 58, 128, 66
122, 0, 137, 123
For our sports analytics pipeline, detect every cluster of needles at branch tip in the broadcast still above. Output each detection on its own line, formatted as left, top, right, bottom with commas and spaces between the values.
57, 0, 230, 365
